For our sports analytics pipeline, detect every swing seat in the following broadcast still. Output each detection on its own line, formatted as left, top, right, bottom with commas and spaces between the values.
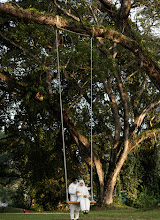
66, 201, 96, 205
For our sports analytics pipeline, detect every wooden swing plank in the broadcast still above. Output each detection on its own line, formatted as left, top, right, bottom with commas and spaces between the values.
90, 201, 96, 204
66, 201, 79, 204
66, 201, 96, 204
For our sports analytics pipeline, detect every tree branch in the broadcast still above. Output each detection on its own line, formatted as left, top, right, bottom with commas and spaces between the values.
130, 100, 160, 135
0, 71, 26, 92
114, 67, 129, 150
0, 31, 40, 63
129, 127, 160, 152
89, 3, 99, 26
120, 0, 132, 20
103, 77, 121, 146
0, 70, 47, 102
54, 0, 80, 22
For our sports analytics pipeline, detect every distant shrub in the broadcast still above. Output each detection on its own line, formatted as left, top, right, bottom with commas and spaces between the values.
136, 188, 159, 208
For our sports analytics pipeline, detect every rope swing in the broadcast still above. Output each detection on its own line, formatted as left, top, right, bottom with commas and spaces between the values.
56, 29, 69, 202
56, 28, 95, 204
90, 37, 93, 202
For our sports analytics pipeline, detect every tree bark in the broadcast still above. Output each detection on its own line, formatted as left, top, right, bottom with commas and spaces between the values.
93, 155, 104, 202
103, 147, 129, 204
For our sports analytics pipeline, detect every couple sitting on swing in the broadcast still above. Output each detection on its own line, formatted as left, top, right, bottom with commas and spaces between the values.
68, 178, 91, 220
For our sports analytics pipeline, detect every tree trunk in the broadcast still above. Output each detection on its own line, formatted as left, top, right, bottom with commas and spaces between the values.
93, 155, 104, 202
103, 148, 129, 204
103, 173, 116, 204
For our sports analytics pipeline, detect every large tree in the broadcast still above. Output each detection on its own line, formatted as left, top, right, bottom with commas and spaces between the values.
0, 0, 160, 205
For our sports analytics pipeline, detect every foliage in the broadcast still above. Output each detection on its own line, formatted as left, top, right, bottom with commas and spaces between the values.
132, 0, 160, 35
116, 138, 160, 208
115, 152, 142, 206
0, 131, 21, 206
136, 187, 159, 208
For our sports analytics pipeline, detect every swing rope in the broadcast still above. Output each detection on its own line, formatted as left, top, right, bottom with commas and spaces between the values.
56, 27, 95, 203
56, 29, 69, 202
90, 37, 93, 202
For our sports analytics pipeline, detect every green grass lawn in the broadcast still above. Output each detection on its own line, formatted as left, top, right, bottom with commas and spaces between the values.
0, 206, 160, 220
